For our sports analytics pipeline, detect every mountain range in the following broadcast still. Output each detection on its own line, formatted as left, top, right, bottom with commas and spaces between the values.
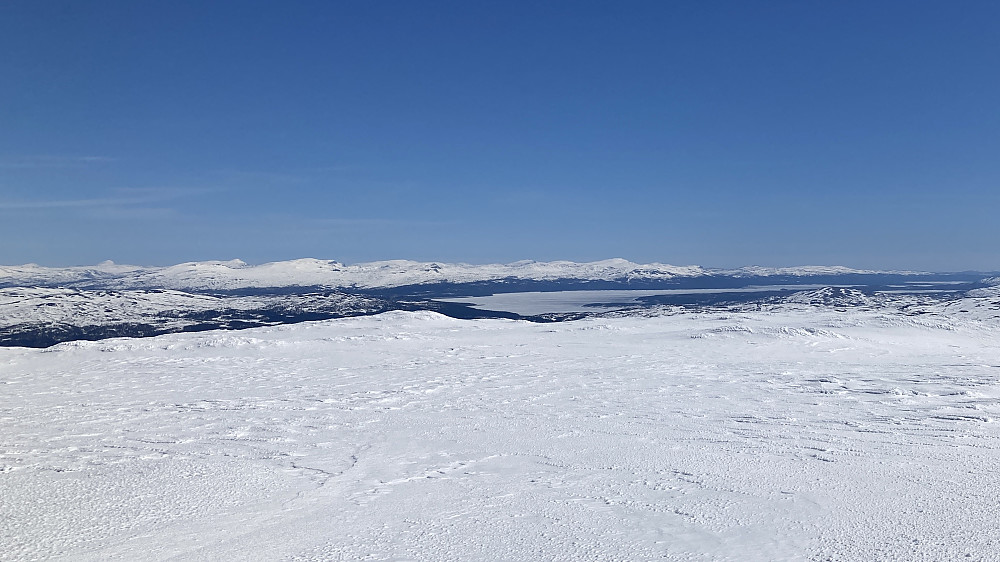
0, 258, 909, 291
2, 258, 997, 347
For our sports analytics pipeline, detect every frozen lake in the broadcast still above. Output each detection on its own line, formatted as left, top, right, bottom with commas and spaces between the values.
436, 285, 838, 315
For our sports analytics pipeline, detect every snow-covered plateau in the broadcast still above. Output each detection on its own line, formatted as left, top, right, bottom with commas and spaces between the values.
4, 294, 1000, 560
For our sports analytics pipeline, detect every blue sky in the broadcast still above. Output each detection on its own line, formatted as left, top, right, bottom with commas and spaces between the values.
1, 1, 998, 270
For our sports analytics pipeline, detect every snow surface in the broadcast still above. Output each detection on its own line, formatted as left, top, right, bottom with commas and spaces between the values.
4, 304, 1000, 560
0, 258, 902, 291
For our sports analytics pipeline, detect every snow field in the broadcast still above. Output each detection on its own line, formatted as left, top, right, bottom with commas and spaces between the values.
2, 309, 1000, 560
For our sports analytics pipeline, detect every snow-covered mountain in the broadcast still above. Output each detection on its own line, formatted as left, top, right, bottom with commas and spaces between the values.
0, 260, 149, 288
720, 264, 896, 277
0, 258, 904, 291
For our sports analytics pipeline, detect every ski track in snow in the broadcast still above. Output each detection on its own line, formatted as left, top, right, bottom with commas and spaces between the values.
2, 309, 1000, 560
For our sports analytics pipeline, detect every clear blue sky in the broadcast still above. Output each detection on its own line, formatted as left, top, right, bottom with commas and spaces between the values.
1, 1, 998, 270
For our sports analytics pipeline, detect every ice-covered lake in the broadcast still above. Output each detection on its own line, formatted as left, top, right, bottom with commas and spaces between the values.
3, 306, 1000, 560
435, 286, 837, 315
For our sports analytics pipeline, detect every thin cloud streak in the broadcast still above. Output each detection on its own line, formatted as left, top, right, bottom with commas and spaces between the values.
212, 169, 312, 184
0, 197, 149, 210
0, 186, 219, 212
0, 155, 116, 169
110, 186, 225, 198
304, 217, 455, 228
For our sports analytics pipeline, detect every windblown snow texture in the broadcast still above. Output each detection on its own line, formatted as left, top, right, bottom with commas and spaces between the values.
3, 296, 1000, 560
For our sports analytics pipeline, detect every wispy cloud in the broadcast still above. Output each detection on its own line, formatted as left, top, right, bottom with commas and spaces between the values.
0, 186, 217, 217
0, 197, 145, 210
209, 165, 354, 185
302, 217, 454, 228
301, 165, 353, 174
83, 206, 180, 220
211, 169, 312, 184
0, 155, 116, 169
110, 186, 223, 198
